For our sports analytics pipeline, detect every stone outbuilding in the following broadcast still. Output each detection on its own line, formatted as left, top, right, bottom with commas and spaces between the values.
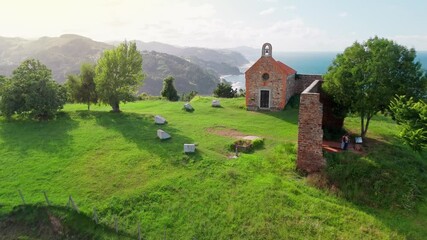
245, 43, 297, 111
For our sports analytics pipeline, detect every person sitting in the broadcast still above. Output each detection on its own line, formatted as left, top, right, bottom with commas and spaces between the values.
341, 134, 350, 150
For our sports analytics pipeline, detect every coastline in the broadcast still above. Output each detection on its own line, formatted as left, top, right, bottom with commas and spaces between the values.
220, 61, 253, 90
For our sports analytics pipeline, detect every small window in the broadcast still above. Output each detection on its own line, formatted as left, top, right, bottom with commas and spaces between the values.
262, 73, 269, 80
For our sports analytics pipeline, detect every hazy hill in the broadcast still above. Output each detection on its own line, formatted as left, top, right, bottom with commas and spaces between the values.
141, 51, 219, 95
229, 46, 260, 62
0, 34, 112, 82
0, 35, 255, 95
134, 41, 247, 75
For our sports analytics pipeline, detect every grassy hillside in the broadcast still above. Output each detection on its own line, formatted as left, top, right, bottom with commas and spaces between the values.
0, 97, 426, 239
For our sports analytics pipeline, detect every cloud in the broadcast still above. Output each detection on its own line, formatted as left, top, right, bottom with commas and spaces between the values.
392, 35, 427, 50
339, 12, 348, 17
283, 5, 297, 11
259, 8, 276, 16
0, 0, 361, 51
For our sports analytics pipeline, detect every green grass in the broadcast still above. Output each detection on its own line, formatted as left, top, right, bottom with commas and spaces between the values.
0, 97, 426, 239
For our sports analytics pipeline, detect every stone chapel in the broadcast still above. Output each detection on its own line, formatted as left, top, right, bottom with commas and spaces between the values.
245, 43, 297, 111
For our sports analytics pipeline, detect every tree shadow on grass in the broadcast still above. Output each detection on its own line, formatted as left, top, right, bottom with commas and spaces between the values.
324, 136, 427, 237
325, 137, 427, 209
0, 204, 135, 239
259, 108, 299, 125
80, 111, 203, 162
0, 112, 78, 157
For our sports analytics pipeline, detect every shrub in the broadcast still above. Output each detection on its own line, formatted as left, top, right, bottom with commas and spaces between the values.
252, 138, 264, 149
230, 138, 264, 153
213, 82, 237, 98
161, 76, 179, 101
181, 91, 198, 102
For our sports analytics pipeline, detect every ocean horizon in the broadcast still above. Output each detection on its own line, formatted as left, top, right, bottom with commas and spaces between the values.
225, 51, 427, 90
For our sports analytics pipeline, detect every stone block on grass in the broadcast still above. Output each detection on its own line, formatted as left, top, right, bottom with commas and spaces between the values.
183, 103, 194, 112
184, 144, 196, 153
157, 129, 171, 140
212, 99, 221, 107
154, 115, 166, 125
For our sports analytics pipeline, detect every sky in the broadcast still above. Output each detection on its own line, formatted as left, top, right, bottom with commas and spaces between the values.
1, 0, 427, 51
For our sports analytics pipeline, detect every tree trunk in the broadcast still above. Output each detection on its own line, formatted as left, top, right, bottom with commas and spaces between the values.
361, 114, 373, 138
111, 102, 120, 112
87, 102, 90, 111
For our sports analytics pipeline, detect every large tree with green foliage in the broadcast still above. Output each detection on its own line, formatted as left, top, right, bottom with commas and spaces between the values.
95, 41, 144, 112
0, 59, 66, 120
323, 37, 426, 138
65, 63, 97, 110
390, 95, 427, 152
160, 76, 179, 101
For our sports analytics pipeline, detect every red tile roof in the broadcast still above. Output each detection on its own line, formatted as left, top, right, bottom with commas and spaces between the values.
277, 61, 297, 75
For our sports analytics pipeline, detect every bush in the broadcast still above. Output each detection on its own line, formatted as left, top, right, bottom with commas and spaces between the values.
181, 91, 198, 102
161, 76, 179, 101
213, 82, 237, 98
252, 138, 264, 149
138, 93, 162, 101
237, 88, 246, 97
230, 138, 264, 153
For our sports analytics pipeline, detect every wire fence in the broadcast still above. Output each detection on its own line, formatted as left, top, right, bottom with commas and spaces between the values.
2, 190, 147, 240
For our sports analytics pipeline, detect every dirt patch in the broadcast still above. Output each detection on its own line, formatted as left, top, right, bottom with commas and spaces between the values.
206, 126, 246, 138
0, 210, 61, 240
49, 213, 64, 235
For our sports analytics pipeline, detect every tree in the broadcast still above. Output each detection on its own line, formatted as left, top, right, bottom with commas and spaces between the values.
0, 59, 66, 120
213, 82, 237, 98
65, 63, 97, 110
0, 75, 5, 88
160, 76, 179, 101
390, 95, 427, 152
95, 41, 144, 112
323, 37, 427, 138
65, 74, 82, 102
0, 75, 6, 97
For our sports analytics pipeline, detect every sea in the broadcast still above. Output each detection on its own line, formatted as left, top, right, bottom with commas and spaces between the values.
223, 51, 427, 90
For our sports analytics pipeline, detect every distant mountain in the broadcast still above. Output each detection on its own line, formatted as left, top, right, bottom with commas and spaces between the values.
229, 46, 260, 62
141, 51, 219, 95
0, 35, 221, 95
134, 41, 247, 75
0, 34, 112, 82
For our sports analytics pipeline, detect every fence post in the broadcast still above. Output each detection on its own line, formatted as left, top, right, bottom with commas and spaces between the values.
93, 207, 99, 224
18, 190, 25, 205
43, 191, 51, 206
138, 221, 141, 240
67, 195, 79, 213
